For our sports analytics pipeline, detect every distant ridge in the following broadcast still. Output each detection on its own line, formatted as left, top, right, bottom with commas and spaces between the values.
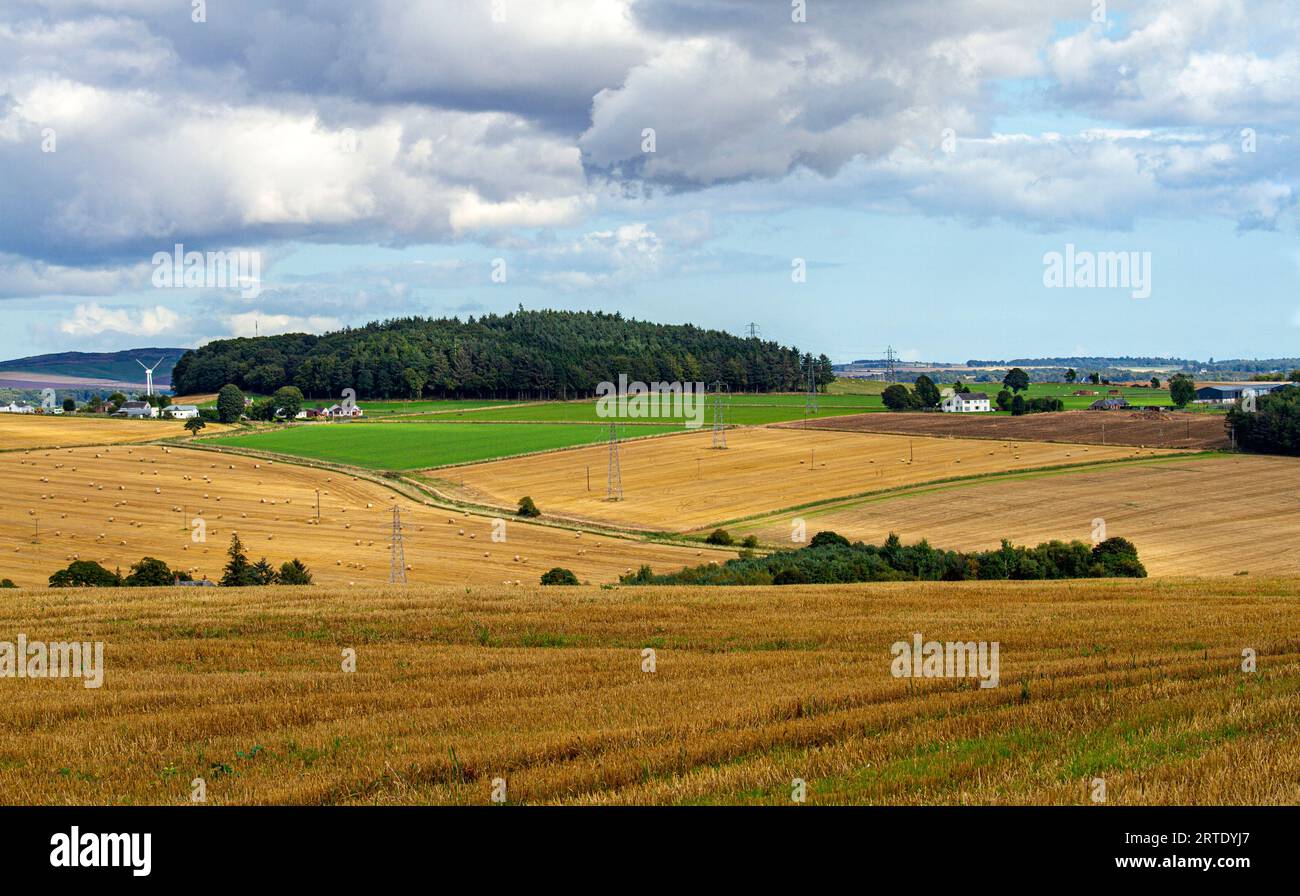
0, 348, 186, 390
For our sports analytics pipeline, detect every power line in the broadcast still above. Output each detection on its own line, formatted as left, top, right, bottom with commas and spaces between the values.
389, 505, 406, 584
606, 422, 623, 501
710, 380, 729, 449
804, 355, 818, 415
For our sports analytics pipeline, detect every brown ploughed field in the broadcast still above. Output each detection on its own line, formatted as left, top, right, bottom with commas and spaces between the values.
782, 410, 1229, 449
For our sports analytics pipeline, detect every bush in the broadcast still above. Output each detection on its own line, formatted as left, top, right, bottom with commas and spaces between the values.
705, 528, 734, 546
540, 567, 579, 586
1091, 537, 1147, 577
517, 496, 541, 517
0, 578, 15, 588
809, 531, 849, 549
49, 560, 121, 588
62, 398, 76, 413
277, 559, 313, 585
741, 535, 759, 549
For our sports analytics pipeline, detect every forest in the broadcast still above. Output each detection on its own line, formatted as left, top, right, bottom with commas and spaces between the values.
170, 309, 832, 399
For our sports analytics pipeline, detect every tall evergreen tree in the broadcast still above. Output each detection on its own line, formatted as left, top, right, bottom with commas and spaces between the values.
221, 533, 255, 587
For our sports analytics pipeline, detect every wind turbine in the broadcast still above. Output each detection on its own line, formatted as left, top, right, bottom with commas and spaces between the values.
137, 356, 166, 397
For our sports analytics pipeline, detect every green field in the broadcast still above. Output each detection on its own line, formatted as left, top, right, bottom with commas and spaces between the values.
193, 396, 517, 416
826, 378, 887, 396
358, 399, 524, 416
418, 398, 880, 425
1006, 382, 1172, 409
211, 421, 684, 470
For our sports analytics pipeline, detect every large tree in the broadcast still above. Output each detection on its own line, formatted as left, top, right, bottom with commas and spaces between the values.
49, 560, 121, 588
1002, 367, 1030, 393
124, 557, 177, 586
221, 533, 256, 586
881, 384, 914, 411
913, 375, 941, 408
216, 384, 245, 423
272, 385, 304, 419
1169, 374, 1196, 408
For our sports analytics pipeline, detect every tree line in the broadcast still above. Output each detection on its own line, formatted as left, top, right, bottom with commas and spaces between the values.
44, 535, 312, 587
171, 309, 832, 400
620, 531, 1147, 586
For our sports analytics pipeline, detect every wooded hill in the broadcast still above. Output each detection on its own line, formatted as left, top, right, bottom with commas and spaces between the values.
171, 310, 831, 399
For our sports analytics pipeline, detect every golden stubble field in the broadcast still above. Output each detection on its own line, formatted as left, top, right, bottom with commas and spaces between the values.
1, 578, 1297, 805
439, 426, 1167, 531
0, 414, 229, 450
737, 455, 1300, 576
0, 445, 730, 588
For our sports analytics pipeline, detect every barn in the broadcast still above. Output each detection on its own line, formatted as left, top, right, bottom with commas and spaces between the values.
1194, 383, 1289, 404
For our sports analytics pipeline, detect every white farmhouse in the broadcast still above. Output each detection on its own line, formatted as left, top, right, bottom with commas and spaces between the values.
115, 400, 157, 418
941, 391, 991, 413
164, 404, 200, 420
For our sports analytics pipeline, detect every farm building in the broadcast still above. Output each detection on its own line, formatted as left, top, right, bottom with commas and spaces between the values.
163, 404, 199, 419
1194, 383, 1290, 404
941, 392, 991, 413
115, 400, 157, 418
0, 401, 35, 414
1088, 398, 1129, 410
1072, 390, 1098, 396
324, 403, 365, 419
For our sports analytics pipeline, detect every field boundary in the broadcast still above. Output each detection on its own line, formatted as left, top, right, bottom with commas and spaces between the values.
691, 450, 1221, 534
776, 410, 1229, 450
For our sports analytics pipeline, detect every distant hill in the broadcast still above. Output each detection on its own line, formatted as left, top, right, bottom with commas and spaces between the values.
0, 348, 185, 389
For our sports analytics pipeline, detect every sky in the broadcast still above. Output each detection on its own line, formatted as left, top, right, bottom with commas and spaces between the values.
1, 0, 1298, 364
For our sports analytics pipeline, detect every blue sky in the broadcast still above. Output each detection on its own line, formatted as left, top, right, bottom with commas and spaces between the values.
1, 0, 1297, 363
